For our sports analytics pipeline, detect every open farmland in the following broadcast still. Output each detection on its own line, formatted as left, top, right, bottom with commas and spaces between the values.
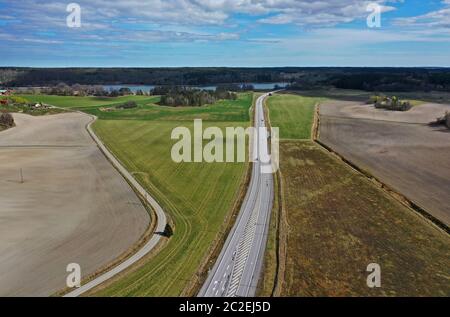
89, 93, 253, 296
267, 94, 324, 139
291, 88, 450, 105
0, 113, 149, 296
260, 93, 450, 297
15, 94, 153, 109
319, 101, 450, 227
276, 140, 450, 296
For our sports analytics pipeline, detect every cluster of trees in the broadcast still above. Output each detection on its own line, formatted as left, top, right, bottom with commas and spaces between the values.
370, 95, 412, 111
0, 112, 14, 128
159, 87, 237, 107
115, 101, 138, 109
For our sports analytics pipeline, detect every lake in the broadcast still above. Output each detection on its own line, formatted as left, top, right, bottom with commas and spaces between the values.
103, 83, 288, 93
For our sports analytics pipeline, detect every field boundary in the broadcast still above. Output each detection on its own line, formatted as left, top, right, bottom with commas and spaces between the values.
62, 112, 168, 297
257, 95, 287, 297
314, 104, 450, 235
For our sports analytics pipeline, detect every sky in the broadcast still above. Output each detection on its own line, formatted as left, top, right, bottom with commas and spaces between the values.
0, 0, 449, 67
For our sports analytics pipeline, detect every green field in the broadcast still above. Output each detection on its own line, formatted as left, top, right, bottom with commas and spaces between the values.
267, 94, 324, 139
89, 93, 253, 296
14, 94, 252, 123
15, 94, 152, 108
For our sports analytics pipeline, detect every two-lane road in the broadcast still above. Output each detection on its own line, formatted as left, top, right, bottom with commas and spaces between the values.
199, 93, 275, 297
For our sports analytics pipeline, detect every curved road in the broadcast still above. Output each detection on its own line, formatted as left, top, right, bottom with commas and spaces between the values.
199, 93, 275, 297
64, 113, 167, 297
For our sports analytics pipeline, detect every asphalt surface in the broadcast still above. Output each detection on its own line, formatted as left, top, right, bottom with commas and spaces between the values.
64, 113, 167, 297
199, 93, 275, 297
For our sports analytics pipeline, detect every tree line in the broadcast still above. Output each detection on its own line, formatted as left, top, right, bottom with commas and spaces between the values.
0, 67, 286, 87
159, 87, 237, 107
2, 67, 450, 92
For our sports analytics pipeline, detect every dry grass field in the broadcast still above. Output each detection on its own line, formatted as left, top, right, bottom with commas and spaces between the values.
319, 101, 450, 226
276, 140, 450, 296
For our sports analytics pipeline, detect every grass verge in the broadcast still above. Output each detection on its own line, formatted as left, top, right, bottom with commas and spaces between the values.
267, 94, 325, 139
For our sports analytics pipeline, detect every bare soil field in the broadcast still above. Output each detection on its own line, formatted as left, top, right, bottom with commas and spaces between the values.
276, 141, 450, 296
289, 88, 450, 104
0, 113, 149, 296
319, 101, 450, 227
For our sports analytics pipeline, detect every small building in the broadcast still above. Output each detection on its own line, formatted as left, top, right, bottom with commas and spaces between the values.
0, 89, 13, 96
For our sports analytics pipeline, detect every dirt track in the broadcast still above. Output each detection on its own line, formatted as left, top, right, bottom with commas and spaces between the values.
319, 101, 450, 227
0, 113, 149, 296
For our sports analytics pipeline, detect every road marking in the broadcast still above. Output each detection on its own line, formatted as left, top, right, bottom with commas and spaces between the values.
198, 93, 275, 298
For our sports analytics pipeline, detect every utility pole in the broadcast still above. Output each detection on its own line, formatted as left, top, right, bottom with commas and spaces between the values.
20, 168, 24, 184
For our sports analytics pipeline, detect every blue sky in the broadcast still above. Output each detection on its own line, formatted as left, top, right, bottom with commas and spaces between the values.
0, 0, 449, 67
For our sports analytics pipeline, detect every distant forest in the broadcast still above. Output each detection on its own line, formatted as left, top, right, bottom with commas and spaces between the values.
1, 67, 450, 92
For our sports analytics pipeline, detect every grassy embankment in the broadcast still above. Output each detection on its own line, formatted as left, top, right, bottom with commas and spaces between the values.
17, 93, 253, 296
1, 95, 64, 116
260, 93, 450, 296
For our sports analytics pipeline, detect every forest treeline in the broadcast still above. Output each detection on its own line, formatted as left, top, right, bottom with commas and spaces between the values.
1, 67, 450, 92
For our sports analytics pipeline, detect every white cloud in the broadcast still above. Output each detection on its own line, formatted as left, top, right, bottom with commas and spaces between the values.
395, 7, 450, 28
1, 0, 399, 27
256, 0, 397, 26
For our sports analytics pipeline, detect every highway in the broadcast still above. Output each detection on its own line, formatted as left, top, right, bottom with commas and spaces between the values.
199, 93, 275, 297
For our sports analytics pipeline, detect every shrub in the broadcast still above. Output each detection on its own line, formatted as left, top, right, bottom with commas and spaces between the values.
0, 112, 14, 127
435, 111, 450, 129
9, 96, 29, 105
116, 101, 137, 109
370, 95, 412, 111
